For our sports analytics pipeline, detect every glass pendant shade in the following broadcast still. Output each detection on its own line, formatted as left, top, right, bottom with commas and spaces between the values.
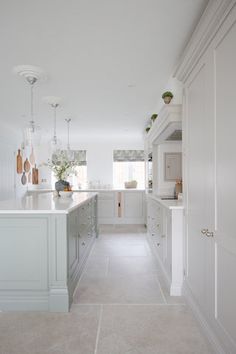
24, 120, 41, 147
14, 66, 44, 147
49, 135, 61, 154
44, 97, 62, 155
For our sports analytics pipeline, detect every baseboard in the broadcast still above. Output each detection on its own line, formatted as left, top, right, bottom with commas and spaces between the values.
0, 291, 49, 311
183, 281, 226, 354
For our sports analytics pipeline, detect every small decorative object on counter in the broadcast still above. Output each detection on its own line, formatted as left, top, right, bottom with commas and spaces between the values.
21, 171, 27, 185
32, 164, 39, 184
59, 191, 73, 198
124, 180, 137, 189
162, 91, 173, 104
175, 179, 182, 198
55, 180, 70, 192
151, 114, 158, 123
24, 158, 30, 172
16, 149, 23, 174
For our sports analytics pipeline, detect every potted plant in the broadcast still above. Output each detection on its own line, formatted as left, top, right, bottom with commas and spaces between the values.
162, 91, 173, 104
151, 114, 158, 123
46, 151, 76, 192
145, 125, 151, 133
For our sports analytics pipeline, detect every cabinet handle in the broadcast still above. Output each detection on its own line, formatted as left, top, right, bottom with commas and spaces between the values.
206, 231, 214, 238
201, 229, 208, 235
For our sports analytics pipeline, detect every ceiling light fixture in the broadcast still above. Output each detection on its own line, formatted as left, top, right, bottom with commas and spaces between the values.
43, 96, 62, 154
65, 118, 74, 161
14, 65, 44, 147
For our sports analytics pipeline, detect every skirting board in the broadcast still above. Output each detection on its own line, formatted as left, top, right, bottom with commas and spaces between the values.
0, 291, 50, 312
183, 282, 226, 354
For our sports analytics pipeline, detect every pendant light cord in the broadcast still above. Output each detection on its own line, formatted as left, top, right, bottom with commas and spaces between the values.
30, 84, 35, 129
53, 105, 57, 142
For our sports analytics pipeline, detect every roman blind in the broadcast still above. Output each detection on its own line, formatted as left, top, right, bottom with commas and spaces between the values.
113, 150, 145, 162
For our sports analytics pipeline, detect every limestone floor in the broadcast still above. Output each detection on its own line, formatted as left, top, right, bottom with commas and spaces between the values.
0, 225, 215, 354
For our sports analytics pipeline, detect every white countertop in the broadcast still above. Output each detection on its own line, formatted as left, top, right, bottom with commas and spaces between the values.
0, 192, 97, 214
27, 188, 145, 193
147, 194, 184, 210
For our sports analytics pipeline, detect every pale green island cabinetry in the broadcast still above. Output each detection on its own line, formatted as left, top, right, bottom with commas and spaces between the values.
0, 192, 98, 312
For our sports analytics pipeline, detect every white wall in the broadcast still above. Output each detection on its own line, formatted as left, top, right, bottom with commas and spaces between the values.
0, 123, 26, 200
29, 135, 144, 189
72, 136, 144, 188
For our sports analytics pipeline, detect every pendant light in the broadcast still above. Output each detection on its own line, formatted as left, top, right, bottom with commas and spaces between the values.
14, 65, 44, 147
65, 118, 74, 161
43, 96, 62, 154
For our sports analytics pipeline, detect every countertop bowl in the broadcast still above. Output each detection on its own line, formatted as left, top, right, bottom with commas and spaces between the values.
59, 191, 73, 198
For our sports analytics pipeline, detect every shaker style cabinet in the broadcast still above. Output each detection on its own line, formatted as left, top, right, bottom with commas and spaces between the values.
147, 196, 184, 296
182, 4, 236, 353
97, 191, 145, 224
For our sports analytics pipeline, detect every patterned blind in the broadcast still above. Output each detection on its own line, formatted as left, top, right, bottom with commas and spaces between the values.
73, 150, 87, 165
59, 150, 87, 165
113, 150, 145, 162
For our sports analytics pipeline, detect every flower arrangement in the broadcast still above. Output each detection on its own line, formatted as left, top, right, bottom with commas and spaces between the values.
46, 151, 76, 181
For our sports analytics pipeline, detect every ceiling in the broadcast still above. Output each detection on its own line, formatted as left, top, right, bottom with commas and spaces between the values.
0, 0, 208, 143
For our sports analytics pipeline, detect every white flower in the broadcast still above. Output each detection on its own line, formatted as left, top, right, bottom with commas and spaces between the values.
45, 151, 76, 181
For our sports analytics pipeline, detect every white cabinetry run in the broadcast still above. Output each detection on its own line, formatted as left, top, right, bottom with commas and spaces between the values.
175, 2, 236, 353
146, 195, 184, 296
98, 190, 145, 224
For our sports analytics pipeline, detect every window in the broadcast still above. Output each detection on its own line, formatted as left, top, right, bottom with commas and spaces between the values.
113, 150, 145, 189
51, 150, 87, 190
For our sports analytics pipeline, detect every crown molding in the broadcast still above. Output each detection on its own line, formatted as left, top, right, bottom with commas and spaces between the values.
174, 0, 235, 83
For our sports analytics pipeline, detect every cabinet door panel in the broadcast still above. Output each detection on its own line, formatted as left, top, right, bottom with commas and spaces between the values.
215, 15, 236, 344
123, 192, 143, 219
185, 55, 214, 314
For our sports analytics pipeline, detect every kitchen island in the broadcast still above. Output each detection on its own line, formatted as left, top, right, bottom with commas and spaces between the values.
0, 192, 98, 312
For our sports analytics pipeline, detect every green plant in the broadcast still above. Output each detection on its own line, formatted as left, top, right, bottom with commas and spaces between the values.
162, 91, 173, 99
151, 114, 158, 122
146, 126, 151, 133
45, 151, 76, 180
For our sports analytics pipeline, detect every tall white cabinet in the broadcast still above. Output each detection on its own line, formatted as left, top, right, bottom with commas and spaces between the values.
175, 1, 236, 353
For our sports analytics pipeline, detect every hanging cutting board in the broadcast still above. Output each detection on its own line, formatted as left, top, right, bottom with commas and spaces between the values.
21, 172, 27, 185
29, 147, 35, 165
24, 158, 30, 172
32, 164, 39, 185
16, 149, 23, 174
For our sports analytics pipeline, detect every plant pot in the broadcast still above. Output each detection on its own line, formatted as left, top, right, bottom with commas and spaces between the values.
55, 180, 70, 192
163, 96, 172, 104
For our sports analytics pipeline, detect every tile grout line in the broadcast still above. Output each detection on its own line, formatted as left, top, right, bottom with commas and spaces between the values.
73, 302, 185, 306
94, 304, 103, 354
